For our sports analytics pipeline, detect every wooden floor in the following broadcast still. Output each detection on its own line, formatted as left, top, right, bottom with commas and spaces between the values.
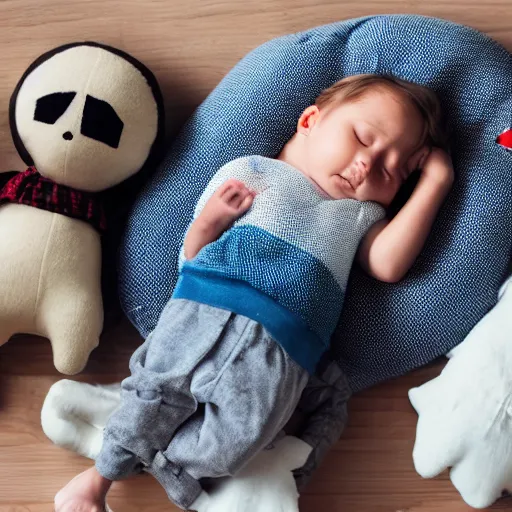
0, 0, 511, 511
3, 328, 512, 512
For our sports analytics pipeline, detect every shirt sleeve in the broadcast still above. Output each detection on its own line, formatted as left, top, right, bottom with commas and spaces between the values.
360, 201, 387, 234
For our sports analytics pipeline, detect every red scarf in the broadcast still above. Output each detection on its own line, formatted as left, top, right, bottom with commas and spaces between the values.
0, 167, 107, 234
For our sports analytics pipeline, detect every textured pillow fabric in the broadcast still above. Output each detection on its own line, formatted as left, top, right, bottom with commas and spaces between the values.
119, 15, 512, 392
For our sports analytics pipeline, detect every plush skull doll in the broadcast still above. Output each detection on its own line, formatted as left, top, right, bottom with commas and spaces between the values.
0, 42, 164, 374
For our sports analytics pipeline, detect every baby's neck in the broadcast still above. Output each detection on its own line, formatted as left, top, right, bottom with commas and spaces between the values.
276, 136, 301, 170
276, 138, 331, 199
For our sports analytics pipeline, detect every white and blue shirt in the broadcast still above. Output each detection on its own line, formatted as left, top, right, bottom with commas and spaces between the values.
174, 156, 385, 373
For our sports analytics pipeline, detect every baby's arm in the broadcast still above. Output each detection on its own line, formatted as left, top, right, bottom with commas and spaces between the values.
184, 179, 255, 260
357, 148, 454, 283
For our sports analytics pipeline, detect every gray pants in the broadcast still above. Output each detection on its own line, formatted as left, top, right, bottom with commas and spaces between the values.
96, 299, 309, 510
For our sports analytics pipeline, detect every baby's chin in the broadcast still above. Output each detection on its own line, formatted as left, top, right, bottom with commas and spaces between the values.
335, 187, 386, 204
323, 175, 359, 200
300, 173, 334, 199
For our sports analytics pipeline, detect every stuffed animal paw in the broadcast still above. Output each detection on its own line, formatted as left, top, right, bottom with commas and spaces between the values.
42, 379, 312, 512
41, 379, 121, 460
409, 275, 512, 509
190, 435, 312, 512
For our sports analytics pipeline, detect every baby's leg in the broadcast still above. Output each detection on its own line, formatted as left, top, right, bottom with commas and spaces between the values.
94, 299, 236, 505
95, 325, 200, 480
53, 336, 173, 511
146, 318, 309, 509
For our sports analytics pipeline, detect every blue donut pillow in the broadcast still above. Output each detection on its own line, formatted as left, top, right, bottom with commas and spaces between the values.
119, 15, 512, 392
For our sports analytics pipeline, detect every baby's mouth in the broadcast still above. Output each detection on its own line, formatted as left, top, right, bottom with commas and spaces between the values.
338, 174, 356, 190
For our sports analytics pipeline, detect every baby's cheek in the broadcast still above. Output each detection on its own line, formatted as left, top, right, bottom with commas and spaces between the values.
371, 179, 398, 204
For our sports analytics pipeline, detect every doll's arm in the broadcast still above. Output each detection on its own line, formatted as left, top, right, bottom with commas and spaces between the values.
357, 148, 454, 283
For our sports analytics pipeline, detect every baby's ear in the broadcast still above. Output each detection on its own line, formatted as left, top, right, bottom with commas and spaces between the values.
297, 105, 320, 134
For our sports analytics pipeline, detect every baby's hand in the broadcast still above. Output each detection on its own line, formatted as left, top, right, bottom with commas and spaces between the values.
184, 179, 255, 260
198, 178, 255, 231
419, 148, 455, 189
194, 178, 255, 239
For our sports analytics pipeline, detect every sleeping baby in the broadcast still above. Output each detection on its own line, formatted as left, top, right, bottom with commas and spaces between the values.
55, 73, 454, 512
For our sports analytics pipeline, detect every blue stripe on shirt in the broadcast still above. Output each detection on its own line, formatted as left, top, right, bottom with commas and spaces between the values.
188, 224, 345, 344
173, 269, 325, 373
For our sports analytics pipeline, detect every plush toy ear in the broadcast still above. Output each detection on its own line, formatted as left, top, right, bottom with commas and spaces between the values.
496, 128, 512, 151
9, 43, 79, 167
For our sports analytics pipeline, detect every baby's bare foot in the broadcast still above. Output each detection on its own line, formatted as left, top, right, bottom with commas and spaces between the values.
54, 497, 105, 512
55, 467, 112, 512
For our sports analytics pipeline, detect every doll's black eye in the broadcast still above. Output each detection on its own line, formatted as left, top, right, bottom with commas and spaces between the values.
34, 92, 76, 125
81, 95, 124, 149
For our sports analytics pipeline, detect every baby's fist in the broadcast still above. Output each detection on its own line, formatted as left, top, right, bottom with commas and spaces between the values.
217, 178, 256, 215
197, 178, 256, 236
184, 179, 256, 260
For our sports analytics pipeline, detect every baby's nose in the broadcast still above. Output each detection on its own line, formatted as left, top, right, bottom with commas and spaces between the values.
359, 159, 372, 175
350, 160, 371, 186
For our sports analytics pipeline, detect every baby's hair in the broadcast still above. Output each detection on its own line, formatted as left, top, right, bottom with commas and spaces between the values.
315, 74, 449, 152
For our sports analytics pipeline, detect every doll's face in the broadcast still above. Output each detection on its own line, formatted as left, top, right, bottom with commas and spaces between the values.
13, 45, 159, 192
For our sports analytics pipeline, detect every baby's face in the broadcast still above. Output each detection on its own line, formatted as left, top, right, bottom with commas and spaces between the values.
296, 87, 426, 205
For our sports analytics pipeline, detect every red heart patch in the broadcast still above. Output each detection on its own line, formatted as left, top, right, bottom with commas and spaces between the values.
496, 128, 512, 150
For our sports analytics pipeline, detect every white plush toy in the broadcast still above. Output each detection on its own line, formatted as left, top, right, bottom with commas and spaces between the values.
42, 379, 312, 512
0, 42, 163, 374
410, 273, 512, 509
